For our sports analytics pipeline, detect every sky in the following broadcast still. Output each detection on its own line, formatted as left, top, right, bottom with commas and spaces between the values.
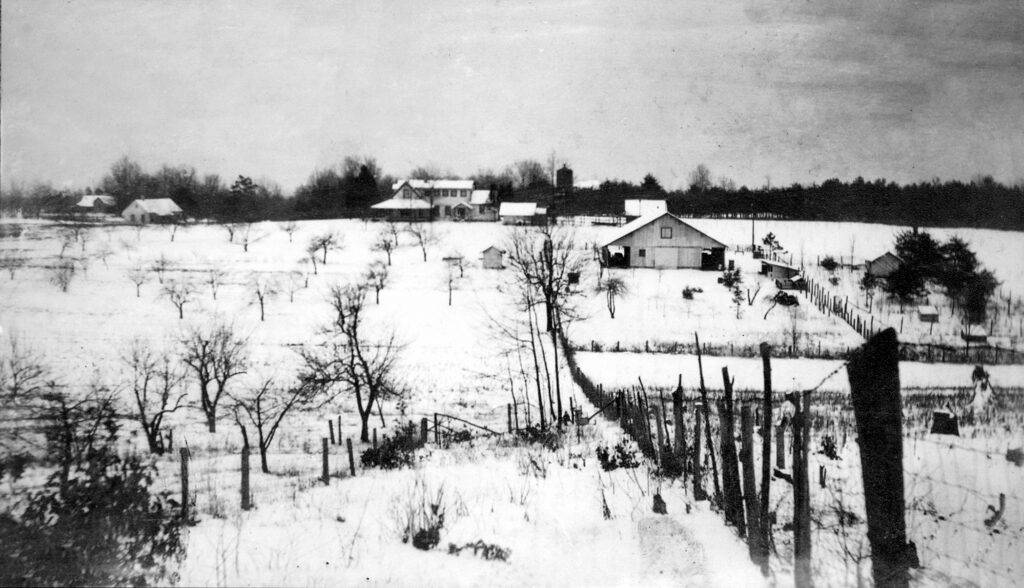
2, 0, 1022, 192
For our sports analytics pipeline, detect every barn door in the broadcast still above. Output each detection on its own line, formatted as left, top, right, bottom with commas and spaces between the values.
653, 247, 676, 269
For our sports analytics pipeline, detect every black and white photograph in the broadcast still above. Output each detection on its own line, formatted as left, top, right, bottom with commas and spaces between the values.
1, 1, 1022, 586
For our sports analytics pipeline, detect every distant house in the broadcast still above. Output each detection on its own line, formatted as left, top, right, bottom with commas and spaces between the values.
76, 194, 116, 213
600, 212, 725, 270
623, 199, 667, 220
121, 198, 183, 224
866, 252, 901, 279
375, 179, 495, 221
481, 246, 505, 269
499, 202, 547, 225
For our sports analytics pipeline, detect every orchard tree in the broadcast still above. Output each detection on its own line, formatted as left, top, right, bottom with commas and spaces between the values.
598, 276, 628, 318
123, 339, 186, 455
285, 270, 305, 302
237, 223, 267, 253
405, 224, 438, 262
248, 273, 280, 321
309, 232, 342, 264
126, 264, 147, 297
231, 378, 310, 473
161, 279, 195, 319
372, 230, 396, 265
49, 260, 76, 293
282, 221, 299, 243
205, 267, 227, 300
297, 284, 403, 442
180, 322, 249, 432
364, 261, 389, 304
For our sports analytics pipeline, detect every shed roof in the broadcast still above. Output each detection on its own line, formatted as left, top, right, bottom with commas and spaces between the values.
77, 195, 116, 207
481, 245, 505, 254
623, 199, 667, 217
760, 259, 800, 271
470, 190, 492, 205
601, 212, 725, 249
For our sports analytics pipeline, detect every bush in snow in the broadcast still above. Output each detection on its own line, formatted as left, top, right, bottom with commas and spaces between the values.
361, 422, 420, 469
820, 255, 839, 272
392, 477, 447, 551
596, 440, 640, 471
512, 425, 563, 451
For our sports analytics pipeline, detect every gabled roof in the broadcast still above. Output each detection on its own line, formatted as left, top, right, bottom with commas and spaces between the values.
870, 251, 901, 263
372, 197, 431, 210
77, 195, 116, 207
600, 212, 725, 249
624, 199, 667, 217
470, 190, 492, 205
499, 202, 540, 216
127, 198, 182, 215
391, 179, 474, 191
481, 245, 505, 254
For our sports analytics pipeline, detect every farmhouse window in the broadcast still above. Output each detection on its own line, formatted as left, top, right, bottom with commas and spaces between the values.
661, 227, 672, 239
638, 249, 646, 258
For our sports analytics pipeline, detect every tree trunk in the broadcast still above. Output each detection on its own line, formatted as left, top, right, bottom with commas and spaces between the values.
359, 410, 370, 443
260, 444, 269, 474
206, 412, 217, 433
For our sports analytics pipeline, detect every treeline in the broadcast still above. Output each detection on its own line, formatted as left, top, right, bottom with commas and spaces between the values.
3, 156, 1022, 230
553, 173, 1024, 231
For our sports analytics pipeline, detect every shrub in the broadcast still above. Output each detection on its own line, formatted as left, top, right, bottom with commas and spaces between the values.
393, 478, 447, 551
682, 286, 702, 299
819, 435, 840, 460
720, 269, 742, 289
514, 425, 563, 451
820, 256, 839, 272
596, 440, 640, 471
361, 422, 420, 469
448, 540, 511, 562
0, 452, 185, 586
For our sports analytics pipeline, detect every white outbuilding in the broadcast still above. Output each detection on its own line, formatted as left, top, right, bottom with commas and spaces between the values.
121, 198, 184, 224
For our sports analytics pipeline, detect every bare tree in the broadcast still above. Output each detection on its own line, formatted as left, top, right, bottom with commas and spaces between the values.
282, 221, 299, 243
161, 279, 195, 319
405, 224, 438, 262
0, 251, 26, 279
205, 267, 227, 300
372, 230, 396, 266
598, 276, 628, 318
49, 260, 76, 292
123, 339, 186, 454
0, 333, 49, 403
309, 232, 342, 264
58, 228, 77, 258
93, 242, 114, 268
364, 261, 389, 304
238, 223, 267, 253
297, 284, 402, 442
126, 263, 148, 298
386, 221, 402, 247
285, 270, 305, 302
224, 223, 242, 243
162, 222, 181, 242
232, 378, 309, 473
180, 322, 249, 432
688, 163, 712, 192
304, 243, 320, 275
248, 273, 280, 321
151, 253, 172, 283
445, 264, 460, 306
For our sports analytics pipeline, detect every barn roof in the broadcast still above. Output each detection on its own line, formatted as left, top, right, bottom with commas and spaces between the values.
601, 212, 725, 249
76, 194, 116, 207
128, 198, 182, 215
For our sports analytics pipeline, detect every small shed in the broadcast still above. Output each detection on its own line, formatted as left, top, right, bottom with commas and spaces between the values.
481, 246, 505, 269
961, 328, 988, 344
866, 252, 901, 278
918, 305, 939, 323
121, 198, 183, 224
760, 259, 800, 281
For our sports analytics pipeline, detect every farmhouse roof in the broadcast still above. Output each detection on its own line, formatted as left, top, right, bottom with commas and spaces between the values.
372, 197, 431, 210
469, 190, 492, 205
601, 212, 725, 249
76, 194, 116, 208
128, 198, 182, 215
623, 199, 667, 217
499, 202, 540, 216
390, 179, 473, 191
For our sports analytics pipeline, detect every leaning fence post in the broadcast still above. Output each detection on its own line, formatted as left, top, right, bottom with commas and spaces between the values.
346, 438, 356, 476
740, 404, 763, 568
847, 328, 912, 588
240, 444, 251, 511
720, 367, 745, 535
179, 447, 190, 522
792, 392, 811, 587
321, 438, 330, 485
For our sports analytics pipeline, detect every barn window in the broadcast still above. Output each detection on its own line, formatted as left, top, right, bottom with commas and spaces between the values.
661, 227, 673, 239
638, 249, 646, 258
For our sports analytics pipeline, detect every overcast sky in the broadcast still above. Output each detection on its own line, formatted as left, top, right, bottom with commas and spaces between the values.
2, 0, 1022, 192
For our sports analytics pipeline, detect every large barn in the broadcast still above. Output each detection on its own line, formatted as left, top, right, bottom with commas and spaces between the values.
601, 212, 726, 270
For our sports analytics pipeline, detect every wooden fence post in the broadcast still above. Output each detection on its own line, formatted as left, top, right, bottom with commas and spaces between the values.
321, 438, 330, 485
693, 405, 704, 499
847, 328, 912, 588
179, 447, 190, 522
758, 343, 773, 574
329, 420, 336, 445
240, 444, 251, 511
776, 424, 785, 469
337, 415, 342, 443
740, 404, 763, 566
653, 405, 666, 466
695, 333, 722, 504
372, 428, 378, 449
720, 367, 745, 535
507, 404, 513, 433
420, 417, 428, 446
672, 378, 686, 477
434, 413, 440, 444
346, 438, 356, 476
792, 392, 811, 587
